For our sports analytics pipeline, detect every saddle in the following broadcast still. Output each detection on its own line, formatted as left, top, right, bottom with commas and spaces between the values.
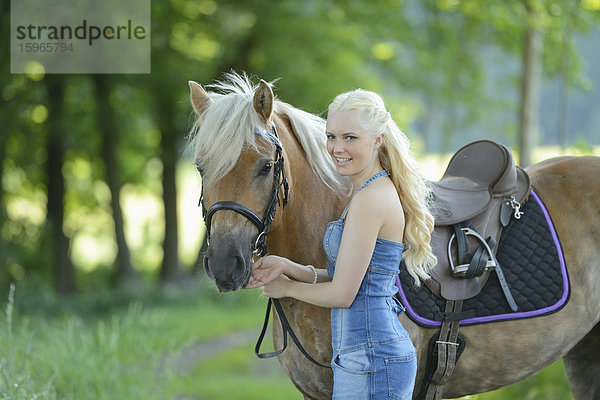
427, 140, 531, 301
417, 140, 531, 400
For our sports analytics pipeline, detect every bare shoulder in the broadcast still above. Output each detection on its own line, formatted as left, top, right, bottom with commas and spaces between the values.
344, 178, 405, 242
351, 178, 404, 221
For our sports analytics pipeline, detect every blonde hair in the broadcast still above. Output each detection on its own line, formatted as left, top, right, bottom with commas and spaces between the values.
328, 89, 437, 285
186, 72, 346, 192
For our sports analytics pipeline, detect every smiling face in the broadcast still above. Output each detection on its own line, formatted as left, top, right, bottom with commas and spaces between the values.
326, 111, 384, 187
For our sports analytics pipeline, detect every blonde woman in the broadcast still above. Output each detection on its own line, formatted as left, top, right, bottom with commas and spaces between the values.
245, 89, 437, 399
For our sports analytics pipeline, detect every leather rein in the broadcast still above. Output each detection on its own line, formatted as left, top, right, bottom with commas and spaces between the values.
199, 123, 331, 369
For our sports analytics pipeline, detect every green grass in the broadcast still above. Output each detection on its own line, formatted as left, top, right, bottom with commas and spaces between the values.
0, 276, 287, 400
0, 283, 178, 399
177, 342, 302, 400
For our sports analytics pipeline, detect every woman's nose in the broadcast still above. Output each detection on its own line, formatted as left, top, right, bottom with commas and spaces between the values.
332, 140, 344, 154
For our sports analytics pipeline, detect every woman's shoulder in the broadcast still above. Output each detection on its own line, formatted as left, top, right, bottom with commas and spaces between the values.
352, 178, 403, 217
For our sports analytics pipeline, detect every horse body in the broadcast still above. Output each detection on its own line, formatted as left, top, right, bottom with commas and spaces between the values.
188, 74, 600, 399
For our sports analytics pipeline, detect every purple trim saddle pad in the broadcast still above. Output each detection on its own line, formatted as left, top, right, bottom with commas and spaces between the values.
396, 190, 570, 327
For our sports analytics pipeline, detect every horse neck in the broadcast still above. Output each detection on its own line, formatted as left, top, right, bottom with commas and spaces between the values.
268, 115, 347, 266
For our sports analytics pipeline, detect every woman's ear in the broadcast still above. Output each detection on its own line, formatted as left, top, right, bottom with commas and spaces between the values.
374, 133, 385, 149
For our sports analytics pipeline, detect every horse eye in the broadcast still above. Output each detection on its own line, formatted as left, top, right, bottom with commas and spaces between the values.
259, 162, 273, 177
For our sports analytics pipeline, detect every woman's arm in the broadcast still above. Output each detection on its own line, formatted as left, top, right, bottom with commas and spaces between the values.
245, 256, 331, 289
259, 188, 387, 308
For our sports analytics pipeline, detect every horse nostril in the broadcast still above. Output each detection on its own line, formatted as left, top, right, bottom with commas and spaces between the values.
235, 255, 251, 286
203, 255, 214, 279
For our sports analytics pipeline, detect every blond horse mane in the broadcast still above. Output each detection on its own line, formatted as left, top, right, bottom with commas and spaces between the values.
186, 72, 346, 193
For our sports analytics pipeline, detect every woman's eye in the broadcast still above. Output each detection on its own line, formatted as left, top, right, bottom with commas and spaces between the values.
345, 136, 356, 141
326, 134, 335, 140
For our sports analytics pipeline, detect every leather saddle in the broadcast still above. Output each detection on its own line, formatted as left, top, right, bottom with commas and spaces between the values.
425, 140, 531, 301
418, 140, 531, 400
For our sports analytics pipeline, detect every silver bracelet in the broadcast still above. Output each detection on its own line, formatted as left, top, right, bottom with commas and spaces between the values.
307, 265, 318, 284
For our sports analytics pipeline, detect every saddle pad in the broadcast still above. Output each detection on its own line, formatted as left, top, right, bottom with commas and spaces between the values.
396, 190, 570, 328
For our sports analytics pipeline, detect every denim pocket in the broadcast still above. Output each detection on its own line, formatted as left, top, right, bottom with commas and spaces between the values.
332, 349, 372, 400
332, 347, 372, 375
385, 352, 417, 400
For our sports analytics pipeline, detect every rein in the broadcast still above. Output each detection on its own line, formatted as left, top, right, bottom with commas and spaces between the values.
199, 123, 330, 369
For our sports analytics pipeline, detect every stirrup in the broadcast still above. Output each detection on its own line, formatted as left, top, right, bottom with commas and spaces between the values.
448, 227, 497, 277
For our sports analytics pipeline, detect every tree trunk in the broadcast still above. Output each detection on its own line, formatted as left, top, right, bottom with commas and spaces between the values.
93, 75, 138, 283
557, 68, 569, 149
46, 77, 75, 294
0, 131, 6, 223
158, 97, 180, 285
557, 16, 572, 149
518, 15, 544, 167
421, 96, 437, 154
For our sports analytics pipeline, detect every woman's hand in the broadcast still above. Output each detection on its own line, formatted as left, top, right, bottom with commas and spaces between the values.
244, 255, 290, 289
259, 274, 292, 299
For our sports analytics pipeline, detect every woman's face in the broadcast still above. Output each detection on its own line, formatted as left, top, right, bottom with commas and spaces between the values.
326, 111, 382, 180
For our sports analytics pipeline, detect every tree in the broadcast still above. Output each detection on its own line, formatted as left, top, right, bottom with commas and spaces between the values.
45, 76, 75, 294
518, 1, 544, 167
93, 75, 138, 282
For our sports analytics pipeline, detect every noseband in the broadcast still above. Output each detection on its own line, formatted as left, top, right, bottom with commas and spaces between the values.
199, 124, 289, 257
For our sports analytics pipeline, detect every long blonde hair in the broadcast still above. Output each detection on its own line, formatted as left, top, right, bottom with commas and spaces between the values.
328, 89, 437, 285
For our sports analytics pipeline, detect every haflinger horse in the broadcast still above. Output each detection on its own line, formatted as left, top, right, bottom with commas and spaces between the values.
187, 72, 600, 399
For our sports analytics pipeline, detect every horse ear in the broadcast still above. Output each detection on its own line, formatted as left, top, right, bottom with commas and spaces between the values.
253, 79, 273, 122
189, 80, 211, 116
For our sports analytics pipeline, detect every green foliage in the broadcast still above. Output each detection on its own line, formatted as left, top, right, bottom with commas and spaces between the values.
0, 283, 177, 400
0, 277, 279, 399
2, 0, 600, 284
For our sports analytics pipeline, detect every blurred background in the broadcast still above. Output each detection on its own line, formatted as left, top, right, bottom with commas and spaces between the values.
1, 0, 599, 399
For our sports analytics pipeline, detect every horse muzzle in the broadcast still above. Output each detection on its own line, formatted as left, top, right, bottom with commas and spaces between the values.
202, 230, 254, 292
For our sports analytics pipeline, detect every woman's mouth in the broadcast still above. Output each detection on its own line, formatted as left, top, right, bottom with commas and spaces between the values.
335, 157, 351, 166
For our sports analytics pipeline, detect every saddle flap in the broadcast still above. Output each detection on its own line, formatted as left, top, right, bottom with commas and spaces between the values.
425, 202, 501, 301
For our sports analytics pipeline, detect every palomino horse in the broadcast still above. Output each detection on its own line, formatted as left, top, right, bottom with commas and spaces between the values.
187, 72, 600, 399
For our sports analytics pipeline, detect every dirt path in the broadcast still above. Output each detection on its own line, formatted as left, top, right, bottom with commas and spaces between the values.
175, 327, 262, 375
168, 327, 288, 399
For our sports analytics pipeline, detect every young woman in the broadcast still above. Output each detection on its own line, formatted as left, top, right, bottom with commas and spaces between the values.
245, 89, 437, 399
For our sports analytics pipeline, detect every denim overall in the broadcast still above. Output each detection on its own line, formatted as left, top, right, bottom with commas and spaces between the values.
323, 171, 417, 400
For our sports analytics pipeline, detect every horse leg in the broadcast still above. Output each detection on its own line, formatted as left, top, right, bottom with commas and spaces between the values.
563, 323, 600, 400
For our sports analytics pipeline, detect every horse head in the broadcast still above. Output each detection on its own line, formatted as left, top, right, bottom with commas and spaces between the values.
188, 75, 288, 292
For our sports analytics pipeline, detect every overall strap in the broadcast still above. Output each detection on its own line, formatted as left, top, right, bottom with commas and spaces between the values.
359, 170, 389, 191
341, 170, 389, 220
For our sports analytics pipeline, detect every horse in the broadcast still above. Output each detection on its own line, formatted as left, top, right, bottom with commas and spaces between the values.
186, 72, 600, 399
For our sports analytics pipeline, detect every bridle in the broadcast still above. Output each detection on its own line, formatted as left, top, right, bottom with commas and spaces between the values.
199, 123, 289, 257
198, 122, 331, 369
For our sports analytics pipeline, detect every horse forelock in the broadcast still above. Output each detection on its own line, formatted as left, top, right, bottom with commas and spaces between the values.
187, 82, 273, 187
186, 72, 348, 195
